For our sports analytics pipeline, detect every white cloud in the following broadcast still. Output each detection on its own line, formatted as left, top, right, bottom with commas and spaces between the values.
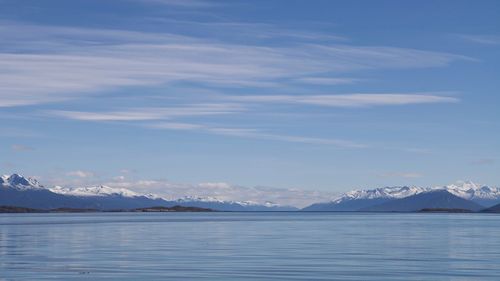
119, 169, 137, 174
149, 122, 366, 148
0, 22, 470, 107
67, 170, 95, 178
113, 175, 127, 181
227, 93, 459, 107
104, 178, 338, 208
133, 0, 215, 7
11, 144, 34, 152
470, 158, 496, 166
295, 77, 361, 85
47, 104, 244, 121
149, 19, 348, 42
457, 34, 500, 45
147, 122, 204, 130
43, 92, 456, 148
380, 172, 423, 179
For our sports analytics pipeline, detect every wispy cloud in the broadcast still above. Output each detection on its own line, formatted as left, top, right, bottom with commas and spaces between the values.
147, 19, 349, 42
470, 158, 496, 166
294, 77, 361, 85
0, 22, 470, 107
227, 93, 459, 107
11, 144, 34, 152
46, 93, 457, 124
67, 170, 95, 178
148, 122, 366, 148
44, 92, 456, 148
47, 104, 244, 121
380, 172, 423, 179
46, 105, 366, 148
133, 0, 216, 8
456, 34, 500, 45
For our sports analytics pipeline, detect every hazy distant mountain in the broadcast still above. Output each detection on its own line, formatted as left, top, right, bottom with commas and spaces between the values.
302, 186, 425, 211
480, 203, 500, 213
1, 174, 44, 190
0, 174, 297, 211
2, 174, 496, 212
437, 181, 500, 207
360, 190, 484, 212
302, 198, 392, 211
302, 182, 500, 211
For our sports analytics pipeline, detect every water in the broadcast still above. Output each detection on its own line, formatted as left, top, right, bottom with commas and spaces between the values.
1, 212, 499, 281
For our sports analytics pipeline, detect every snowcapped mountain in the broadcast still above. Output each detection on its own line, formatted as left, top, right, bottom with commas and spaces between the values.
240, 201, 282, 208
176, 196, 282, 208
1, 174, 44, 190
333, 186, 426, 203
303, 181, 500, 211
49, 185, 140, 198
302, 186, 427, 211
331, 182, 500, 204
174, 196, 295, 211
0, 173, 296, 211
2, 173, 497, 212
434, 181, 500, 205
361, 190, 485, 212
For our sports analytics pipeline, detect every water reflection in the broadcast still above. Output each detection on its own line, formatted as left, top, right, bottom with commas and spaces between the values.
1, 213, 499, 280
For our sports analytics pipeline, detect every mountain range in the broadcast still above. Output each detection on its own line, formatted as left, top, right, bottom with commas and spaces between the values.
0, 174, 297, 211
360, 190, 484, 212
2, 174, 500, 212
302, 181, 500, 212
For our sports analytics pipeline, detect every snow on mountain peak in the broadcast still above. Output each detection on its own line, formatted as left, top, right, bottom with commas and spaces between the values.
177, 196, 226, 203
237, 200, 280, 207
0, 173, 43, 190
3, 173, 499, 208
176, 196, 283, 207
331, 181, 500, 203
434, 181, 500, 200
49, 185, 139, 198
334, 186, 426, 203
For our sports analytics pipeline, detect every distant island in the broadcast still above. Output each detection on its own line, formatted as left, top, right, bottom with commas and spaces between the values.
418, 208, 473, 213
0, 205, 213, 213
0, 206, 39, 213
132, 206, 213, 212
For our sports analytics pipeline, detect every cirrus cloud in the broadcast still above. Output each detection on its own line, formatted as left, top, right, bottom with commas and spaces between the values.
226, 93, 459, 107
0, 22, 470, 107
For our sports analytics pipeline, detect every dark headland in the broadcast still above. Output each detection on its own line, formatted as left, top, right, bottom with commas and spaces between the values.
418, 208, 473, 213
0, 205, 214, 213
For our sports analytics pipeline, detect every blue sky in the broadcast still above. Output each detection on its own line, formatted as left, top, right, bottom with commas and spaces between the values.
1, 0, 499, 206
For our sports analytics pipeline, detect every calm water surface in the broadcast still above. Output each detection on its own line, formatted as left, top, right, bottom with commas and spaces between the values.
1, 212, 499, 280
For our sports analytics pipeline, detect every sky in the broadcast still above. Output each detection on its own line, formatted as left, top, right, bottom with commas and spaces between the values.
1, 0, 499, 207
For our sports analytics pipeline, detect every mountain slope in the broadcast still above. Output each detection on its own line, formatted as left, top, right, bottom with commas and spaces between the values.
302, 182, 500, 211
0, 174, 296, 211
302, 198, 392, 211
480, 203, 500, 213
440, 181, 500, 207
361, 190, 484, 212
1, 174, 44, 190
302, 186, 424, 211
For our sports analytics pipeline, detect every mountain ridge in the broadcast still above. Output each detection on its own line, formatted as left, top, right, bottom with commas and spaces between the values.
0, 174, 297, 211
2, 173, 499, 212
303, 181, 500, 211
360, 190, 485, 212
